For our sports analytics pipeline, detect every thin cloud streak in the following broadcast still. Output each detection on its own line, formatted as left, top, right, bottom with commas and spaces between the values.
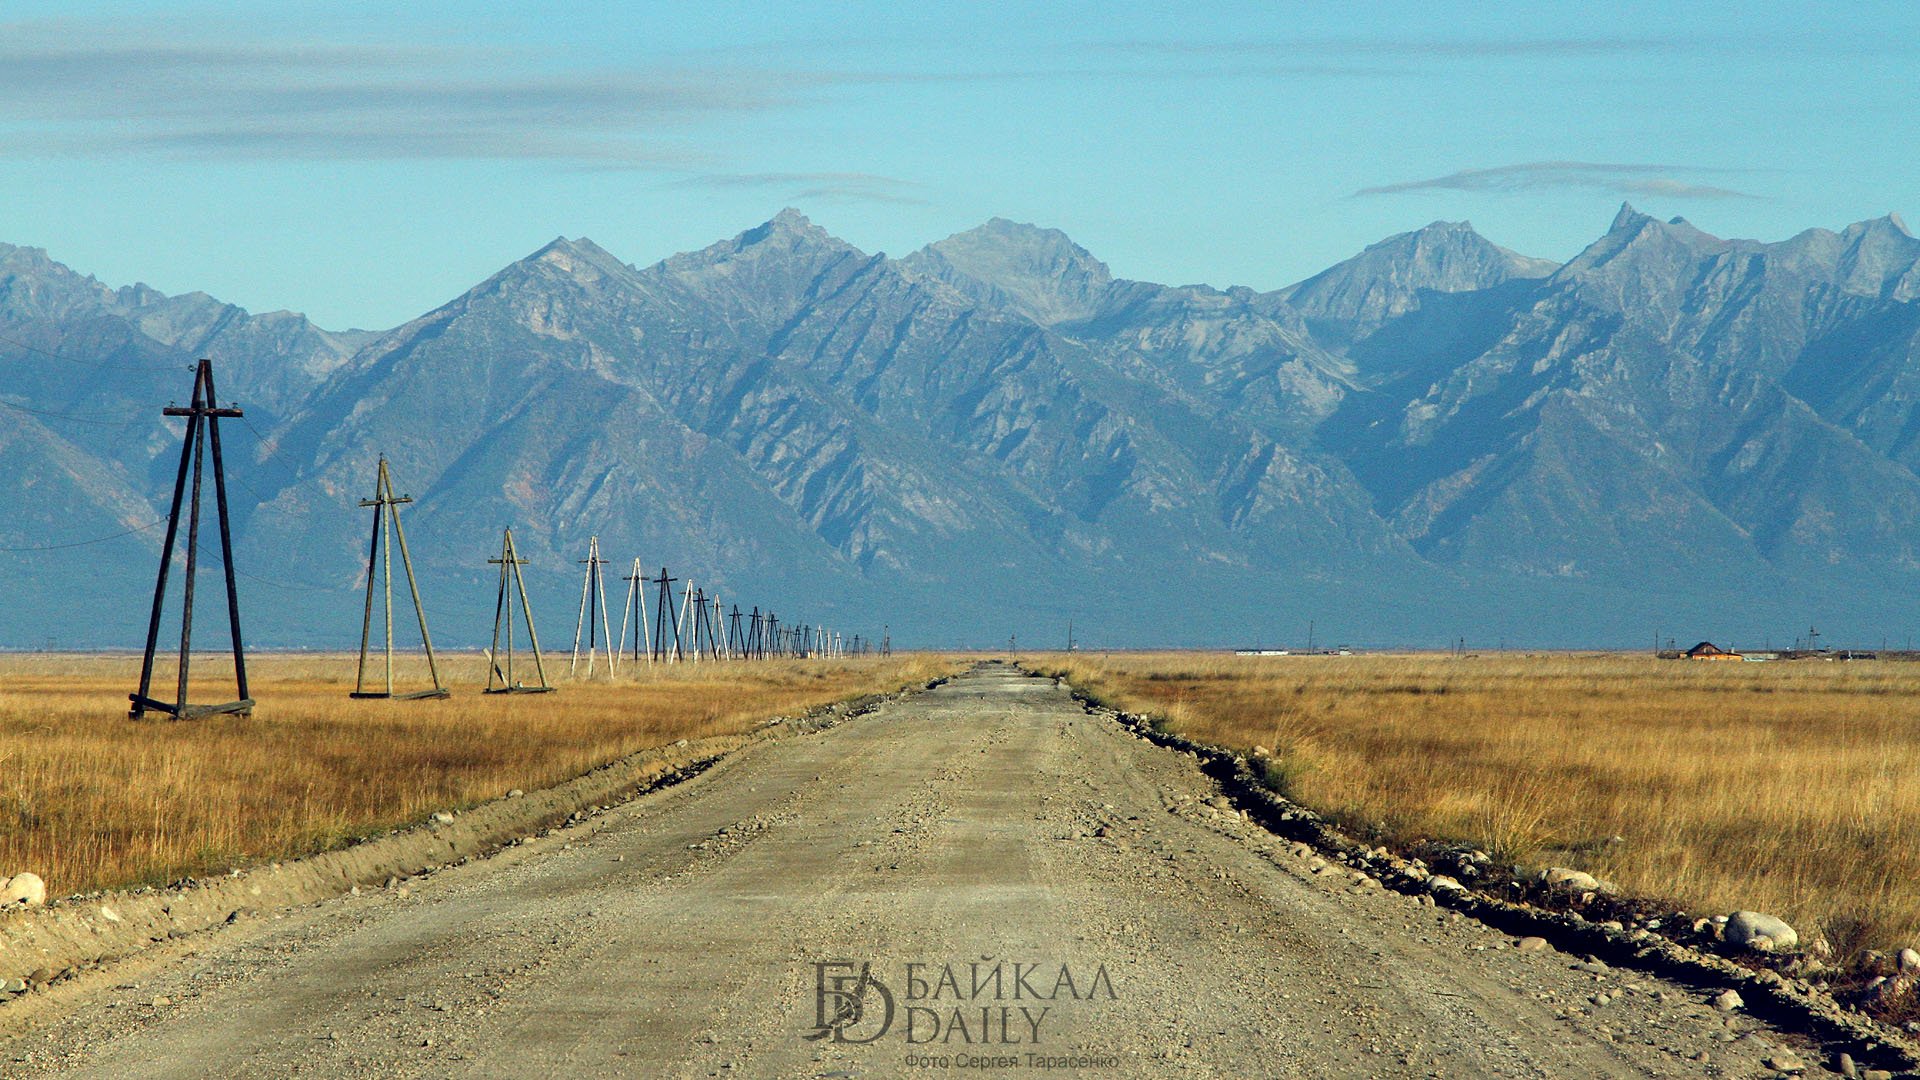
0, 18, 1427, 170
1100, 36, 1685, 59
1354, 162, 1761, 201
670, 172, 929, 206
0, 23, 876, 166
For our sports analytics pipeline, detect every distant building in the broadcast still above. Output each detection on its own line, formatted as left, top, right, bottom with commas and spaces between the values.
1684, 641, 1743, 661
1234, 649, 1291, 656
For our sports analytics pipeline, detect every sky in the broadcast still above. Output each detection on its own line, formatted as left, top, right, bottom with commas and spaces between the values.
2, 2, 1916, 330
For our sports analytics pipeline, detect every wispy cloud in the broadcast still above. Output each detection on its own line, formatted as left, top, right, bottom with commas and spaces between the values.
1353, 162, 1761, 201
0, 21, 856, 168
670, 172, 928, 206
1100, 35, 1683, 60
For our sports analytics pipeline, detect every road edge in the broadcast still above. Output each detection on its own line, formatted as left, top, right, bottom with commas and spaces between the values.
0, 674, 948, 1000
1055, 672, 1920, 1078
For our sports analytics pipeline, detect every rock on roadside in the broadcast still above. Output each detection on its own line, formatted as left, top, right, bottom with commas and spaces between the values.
1542, 867, 1601, 892
1, 873, 47, 908
1726, 911, 1799, 952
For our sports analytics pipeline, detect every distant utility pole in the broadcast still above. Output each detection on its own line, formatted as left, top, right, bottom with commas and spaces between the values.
351, 456, 446, 700
1067, 619, 1075, 652
570, 536, 613, 678
484, 528, 552, 694
882, 624, 891, 658
618, 558, 652, 666
678, 580, 697, 664
649, 568, 681, 663
692, 587, 716, 660
1306, 620, 1315, 655
131, 359, 252, 720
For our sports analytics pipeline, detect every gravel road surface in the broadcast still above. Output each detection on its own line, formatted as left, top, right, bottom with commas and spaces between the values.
2, 663, 1824, 1077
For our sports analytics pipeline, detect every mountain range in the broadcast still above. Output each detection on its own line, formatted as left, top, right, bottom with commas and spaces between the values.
5, 203, 1920, 650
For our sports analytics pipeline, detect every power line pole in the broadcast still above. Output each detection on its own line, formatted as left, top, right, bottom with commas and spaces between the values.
131, 359, 251, 720
679, 579, 697, 664
484, 528, 552, 694
649, 568, 680, 663
351, 456, 446, 700
618, 558, 652, 666
570, 536, 613, 678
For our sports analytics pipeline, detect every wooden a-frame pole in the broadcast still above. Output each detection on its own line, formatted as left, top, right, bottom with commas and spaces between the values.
351, 457, 447, 700
617, 558, 652, 667
485, 528, 552, 694
570, 535, 613, 678
130, 359, 252, 720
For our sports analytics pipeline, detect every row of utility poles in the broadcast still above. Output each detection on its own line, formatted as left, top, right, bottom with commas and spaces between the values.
127, 360, 888, 718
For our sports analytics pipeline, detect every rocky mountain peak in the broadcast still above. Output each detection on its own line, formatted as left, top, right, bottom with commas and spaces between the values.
1609, 201, 1650, 233
1278, 218, 1555, 342
1834, 212, 1920, 300
523, 235, 631, 278
1557, 204, 1726, 298
728, 208, 847, 254
900, 217, 1114, 325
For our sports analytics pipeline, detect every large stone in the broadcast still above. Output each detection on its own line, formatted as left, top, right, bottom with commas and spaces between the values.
0, 872, 46, 908
1713, 988, 1744, 1011
1725, 911, 1798, 951
1542, 867, 1600, 892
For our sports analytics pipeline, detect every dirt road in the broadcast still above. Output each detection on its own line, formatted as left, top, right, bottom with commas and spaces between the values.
4, 664, 1819, 1077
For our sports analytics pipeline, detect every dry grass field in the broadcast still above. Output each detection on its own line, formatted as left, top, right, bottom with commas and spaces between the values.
0, 652, 955, 898
1047, 651, 1920, 958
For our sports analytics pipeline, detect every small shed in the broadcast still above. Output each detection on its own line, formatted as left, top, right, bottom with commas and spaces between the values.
1684, 641, 1743, 661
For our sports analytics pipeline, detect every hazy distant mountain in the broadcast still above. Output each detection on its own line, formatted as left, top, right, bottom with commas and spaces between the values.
6, 205, 1920, 649
1280, 220, 1559, 349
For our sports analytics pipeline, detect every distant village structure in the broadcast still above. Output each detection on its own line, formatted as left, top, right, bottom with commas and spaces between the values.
1684, 641, 1744, 662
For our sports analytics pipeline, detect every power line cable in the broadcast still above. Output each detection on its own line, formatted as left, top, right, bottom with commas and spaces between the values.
0, 396, 149, 428
0, 326, 179, 374
0, 515, 169, 552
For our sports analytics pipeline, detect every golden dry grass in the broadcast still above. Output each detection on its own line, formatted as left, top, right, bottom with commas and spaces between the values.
0, 652, 956, 897
1046, 651, 1920, 957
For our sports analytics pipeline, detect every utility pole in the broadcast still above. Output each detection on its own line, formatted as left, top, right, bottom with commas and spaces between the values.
618, 558, 652, 666
882, 624, 890, 658
678, 580, 697, 664
1067, 619, 1075, 652
484, 528, 553, 693
649, 568, 681, 663
351, 456, 446, 700
570, 536, 613, 678
692, 588, 714, 660
131, 359, 252, 720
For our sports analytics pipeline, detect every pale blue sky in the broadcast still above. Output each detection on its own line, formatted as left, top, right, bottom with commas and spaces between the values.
2, 2, 1914, 329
